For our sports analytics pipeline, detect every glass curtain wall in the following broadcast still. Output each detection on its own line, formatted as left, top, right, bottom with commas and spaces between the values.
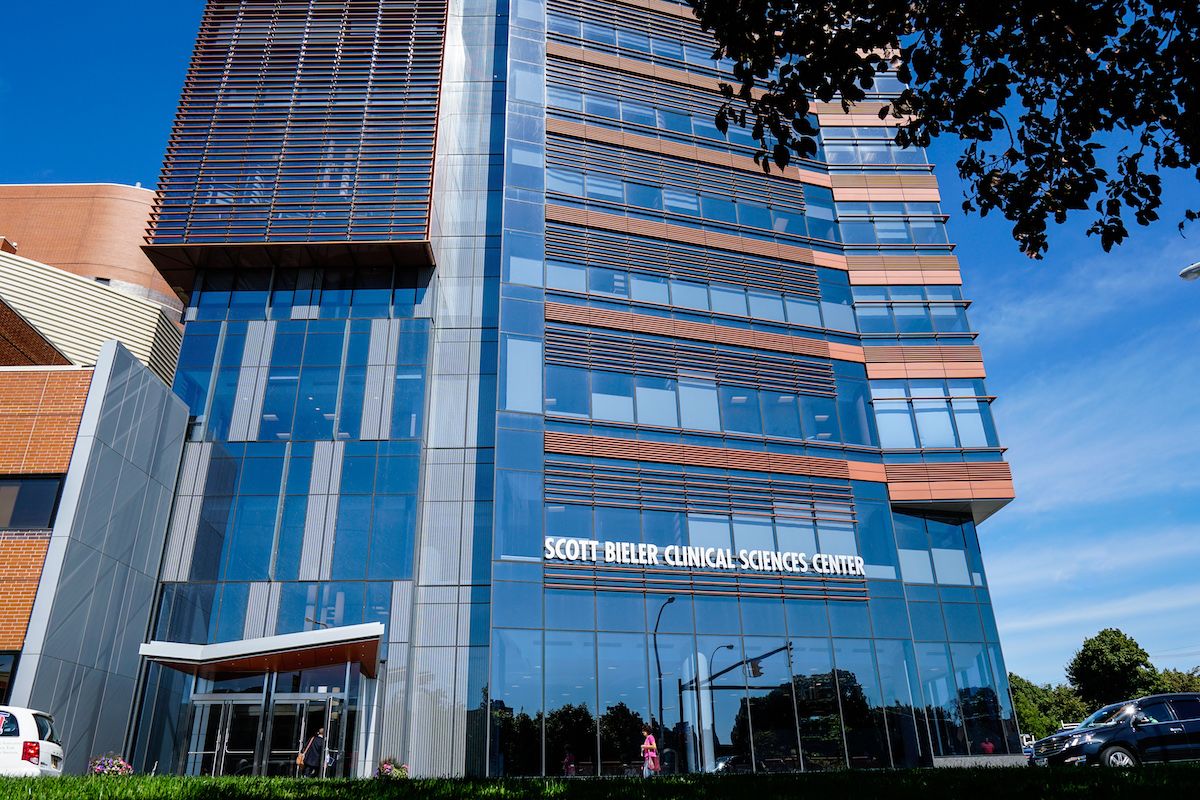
136, 265, 431, 774
157, 267, 428, 643
487, 0, 1020, 776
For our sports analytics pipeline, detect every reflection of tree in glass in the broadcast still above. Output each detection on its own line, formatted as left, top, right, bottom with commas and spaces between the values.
921, 697, 967, 757
881, 700, 924, 768
544, 703, 597, 776
726, 671, 843, 771
732, 683, 799, 772
958, 686, 1004, 755
599, 702, 646, 775
792, 671, 845, 771
488, 698, 543, 777
835, 669, 889, 768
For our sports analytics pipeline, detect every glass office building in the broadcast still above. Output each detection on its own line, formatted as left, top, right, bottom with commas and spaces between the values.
132, 0, 1021, 777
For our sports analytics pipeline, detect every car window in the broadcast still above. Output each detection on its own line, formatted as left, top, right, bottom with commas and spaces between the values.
1138, 701, 1175, 723
0, 711, 18, 737
1170, 698, 1200, 721
34, 715, 59, 744
1077, 703, 1134, 729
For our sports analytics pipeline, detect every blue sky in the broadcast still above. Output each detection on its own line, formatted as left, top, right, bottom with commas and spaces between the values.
928, 144, 1200, 683
3, 2, 1198, 686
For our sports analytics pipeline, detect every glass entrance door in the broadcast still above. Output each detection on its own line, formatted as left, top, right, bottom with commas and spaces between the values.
221, 703, 262, 776
264, 700, 303, 776
182, 700, 263, 776
265, 697, 348, 777
180, 664, 360, 777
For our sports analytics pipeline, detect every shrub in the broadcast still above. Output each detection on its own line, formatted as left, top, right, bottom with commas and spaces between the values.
376, 757, 409, 779
87, 754, 133, 776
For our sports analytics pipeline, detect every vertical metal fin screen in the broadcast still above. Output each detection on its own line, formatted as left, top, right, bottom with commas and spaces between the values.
149, 0, 447, 245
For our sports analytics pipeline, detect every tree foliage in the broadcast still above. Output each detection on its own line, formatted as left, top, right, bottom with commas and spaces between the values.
686, 0, 1200, 257
1012, 629, 1200, 740
1008, 673, 1089, 740
1155, 667, 1200, 694
1066, 628, 1160, 709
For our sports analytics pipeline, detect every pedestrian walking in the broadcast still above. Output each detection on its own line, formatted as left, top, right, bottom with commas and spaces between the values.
640, 727, 659, 778
299, 727, 326, 777
561, 745, 577, 776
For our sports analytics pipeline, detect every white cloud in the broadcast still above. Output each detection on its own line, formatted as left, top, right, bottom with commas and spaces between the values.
983, 524, 1200, 595
1001, 583, 1200, 636
967, 231, 1194, 357
987, 316, 1200, 514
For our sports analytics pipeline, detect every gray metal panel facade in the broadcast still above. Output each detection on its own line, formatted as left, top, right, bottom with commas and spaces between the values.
9, 341, 188, 774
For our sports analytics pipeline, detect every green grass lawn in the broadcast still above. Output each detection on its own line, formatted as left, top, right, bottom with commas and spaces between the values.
3, 768, 1200, 800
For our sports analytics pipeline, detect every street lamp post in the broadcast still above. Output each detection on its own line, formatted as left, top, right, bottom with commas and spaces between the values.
709, 644, 735, 672
1181, 261, 1200, 281
704, 644, 735, 772
652, 596, 676, 746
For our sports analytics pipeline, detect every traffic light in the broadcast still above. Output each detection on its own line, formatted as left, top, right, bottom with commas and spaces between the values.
749, 659, 763, 678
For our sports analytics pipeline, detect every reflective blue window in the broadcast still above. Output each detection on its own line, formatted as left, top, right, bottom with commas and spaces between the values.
913, 400, 957, 448
546, 503, 592, 539
630, 273, 670, 304
693, 595, 740, 634
546, 589, 595, 630
596, 591, 646, 631
174, 334, 219, 415
293, 367, 338, 439
634, 376, 679, 427
909, 602, 946, 641
732, 516, 774, 551
545, 365, 589, 418
828, 601, 871, 637
785, 600, 830, 637
594, 505, 638, 541
501, 335, 544, 412
272, 495, 307, 581
916, 642, 969, 755
710, 284, 748, 316
761, 392, 802, 439
222, 495, 277, 581
687, 514, 731, 549
392, 370, 426, 437
800, 395, 839, 441
943, 604, 984, 641
790, 637, 845, 769
642, 509, 686, 547
678, 379, 720, 431
492, 581, 544, 629
331, 495, 372, 579
739, 597, 786, 636
869, 598, 911, 638
670, 278, 709, 310
718, 386, 762, 434
591, 371, 634, 422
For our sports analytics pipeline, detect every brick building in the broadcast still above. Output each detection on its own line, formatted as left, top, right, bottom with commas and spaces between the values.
0, 187, 190, 771
0, 368, 92, 688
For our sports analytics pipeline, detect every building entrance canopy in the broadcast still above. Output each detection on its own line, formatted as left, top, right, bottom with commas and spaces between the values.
139, 623, 384, 679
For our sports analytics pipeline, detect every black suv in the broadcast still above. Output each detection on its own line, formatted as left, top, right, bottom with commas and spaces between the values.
1030, 693, 1200, 767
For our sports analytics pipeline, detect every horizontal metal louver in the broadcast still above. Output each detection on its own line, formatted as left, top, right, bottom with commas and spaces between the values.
148, 0, 447, 245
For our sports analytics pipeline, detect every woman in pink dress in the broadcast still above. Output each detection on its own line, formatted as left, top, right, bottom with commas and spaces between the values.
640, 727, 660, 777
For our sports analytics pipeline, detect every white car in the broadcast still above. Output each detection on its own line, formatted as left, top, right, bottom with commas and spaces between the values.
0, 706, 63, 777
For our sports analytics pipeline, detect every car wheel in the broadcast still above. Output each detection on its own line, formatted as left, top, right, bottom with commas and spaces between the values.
1101, 746, 1138, 768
